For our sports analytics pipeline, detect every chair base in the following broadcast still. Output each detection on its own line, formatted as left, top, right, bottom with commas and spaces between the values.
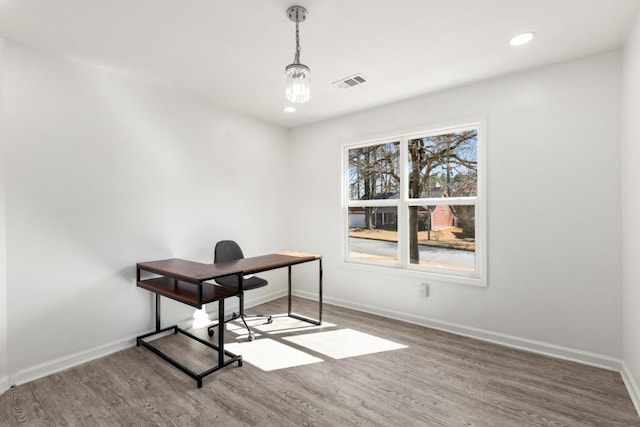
207, 312, 273, 341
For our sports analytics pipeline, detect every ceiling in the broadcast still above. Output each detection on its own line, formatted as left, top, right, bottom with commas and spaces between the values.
0, 0, 638, 128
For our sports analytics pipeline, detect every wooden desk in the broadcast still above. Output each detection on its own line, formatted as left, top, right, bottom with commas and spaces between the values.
136, 252, 322, 388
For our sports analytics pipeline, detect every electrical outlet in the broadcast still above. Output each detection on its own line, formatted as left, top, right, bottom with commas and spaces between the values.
420, 282, 429, 298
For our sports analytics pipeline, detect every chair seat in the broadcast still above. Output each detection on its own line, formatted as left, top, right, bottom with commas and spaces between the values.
215, 275, 268, 291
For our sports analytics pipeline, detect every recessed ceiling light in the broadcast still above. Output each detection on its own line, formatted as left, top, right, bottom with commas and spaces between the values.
283, 106, 296, 113
509, 32, 536, 46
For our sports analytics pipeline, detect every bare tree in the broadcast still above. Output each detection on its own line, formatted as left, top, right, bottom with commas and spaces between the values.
408, 131, 477, 262
348, 132, 475, 262
348, 142, 400, 229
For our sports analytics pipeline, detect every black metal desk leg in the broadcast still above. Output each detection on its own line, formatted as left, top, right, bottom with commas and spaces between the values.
318, 257, 323, 324
218, 298, 224, 368
287, 265, 292, 316
287, 257, 322, 326
155, 294, 161, 332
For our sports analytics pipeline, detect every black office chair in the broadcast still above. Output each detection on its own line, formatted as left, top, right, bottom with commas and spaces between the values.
207, 240, 272, 341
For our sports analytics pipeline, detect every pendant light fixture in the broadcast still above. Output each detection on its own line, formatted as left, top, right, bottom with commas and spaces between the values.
285, 6, 310, 103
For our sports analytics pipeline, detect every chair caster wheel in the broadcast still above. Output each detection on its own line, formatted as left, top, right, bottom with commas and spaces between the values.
248, 334, 255, 341
266, 318, 273, 324
207, 329, 214, 337
232, 312, 239, 319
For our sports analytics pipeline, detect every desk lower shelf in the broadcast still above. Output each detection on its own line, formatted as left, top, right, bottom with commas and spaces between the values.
137, 277, 238, 308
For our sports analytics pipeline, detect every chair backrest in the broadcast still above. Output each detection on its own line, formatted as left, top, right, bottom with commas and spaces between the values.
214, 240, 245, 263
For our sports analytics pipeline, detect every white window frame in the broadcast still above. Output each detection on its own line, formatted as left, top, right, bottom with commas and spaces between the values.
342, 121, 487, 287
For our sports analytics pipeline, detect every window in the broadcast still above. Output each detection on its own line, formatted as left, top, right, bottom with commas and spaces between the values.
344, 124, 485, 285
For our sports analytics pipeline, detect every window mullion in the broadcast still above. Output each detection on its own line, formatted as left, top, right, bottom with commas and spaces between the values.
408, 197, 477, 206
399, 136, 408, 268
348, 199, 400, 208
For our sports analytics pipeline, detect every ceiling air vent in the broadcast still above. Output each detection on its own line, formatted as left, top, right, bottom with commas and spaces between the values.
333, 73, 367, 89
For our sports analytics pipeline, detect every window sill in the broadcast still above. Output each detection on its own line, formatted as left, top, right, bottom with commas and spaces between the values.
340, 259, 487, 288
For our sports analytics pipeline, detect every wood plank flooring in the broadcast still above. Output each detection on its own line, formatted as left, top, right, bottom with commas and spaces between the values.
1, 297, 638, 426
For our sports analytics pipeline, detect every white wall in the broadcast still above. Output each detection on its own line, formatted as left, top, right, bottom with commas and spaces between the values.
622, 11, 640, 412
1, 40, 290, 384
0, 35, 629, 393
0, 36, 8, 393
289, 51, 623, 367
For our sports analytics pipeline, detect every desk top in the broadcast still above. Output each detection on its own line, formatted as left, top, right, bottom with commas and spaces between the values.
137, 252, 320, 282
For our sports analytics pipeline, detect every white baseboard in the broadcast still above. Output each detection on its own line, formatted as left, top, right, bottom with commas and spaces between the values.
0, 375, 9, 395
11, 312, 206, 387
10, 335, 137, 387
7, 289, 288, 389
247, 289, 288, 307
622, 361, 640, 417
294, 290, 622, 372
4, 288, 625, 397
204, 288, 287, 318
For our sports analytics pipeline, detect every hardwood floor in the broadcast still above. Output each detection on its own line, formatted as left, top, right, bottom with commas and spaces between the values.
1, 297, 638, 426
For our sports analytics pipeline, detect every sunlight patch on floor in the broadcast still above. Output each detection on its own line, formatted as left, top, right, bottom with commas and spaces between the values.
226, 314, 334, 337
283, 328, 407, 359
221, 316, 407, 370
225, 338, 324, 371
